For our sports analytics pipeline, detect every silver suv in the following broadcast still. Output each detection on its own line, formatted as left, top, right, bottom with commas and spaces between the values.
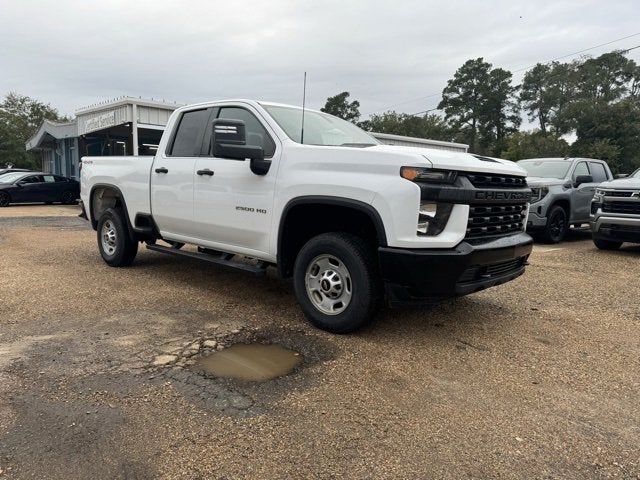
590, 169, 640, 250
517, 157, 613, 243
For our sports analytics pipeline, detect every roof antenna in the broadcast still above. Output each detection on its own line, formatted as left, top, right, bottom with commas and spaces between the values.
301, 71, 307, 144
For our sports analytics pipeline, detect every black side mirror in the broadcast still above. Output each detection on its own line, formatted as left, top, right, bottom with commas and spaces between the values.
211, 118, 264, 161
574, 175, 593, 187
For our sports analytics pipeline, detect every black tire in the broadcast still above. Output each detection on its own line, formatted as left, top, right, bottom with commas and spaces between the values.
96, 207, 138, 267
61, 191, 76, 205
542, 206, 568, 243
0, 192, 10, 207
593, 238, 622, 250
293, 232, 381, 333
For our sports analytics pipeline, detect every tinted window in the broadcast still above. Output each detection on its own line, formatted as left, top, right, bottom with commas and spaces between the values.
171, 109, 210, 156
54, 176, 68, 182
217, 107, 276, 158
21, 175, 43, 184
589, 162, 608, 182
572, 162, 589, 180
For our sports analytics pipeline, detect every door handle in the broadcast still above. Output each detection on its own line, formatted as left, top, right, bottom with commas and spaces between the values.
155, 167, 168, 174
197, 169, 214, 176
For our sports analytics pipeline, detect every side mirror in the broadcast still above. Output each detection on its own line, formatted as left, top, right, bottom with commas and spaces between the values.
211, 119, 264, 162
574, 175, 593, 187
16, 181, 25, 187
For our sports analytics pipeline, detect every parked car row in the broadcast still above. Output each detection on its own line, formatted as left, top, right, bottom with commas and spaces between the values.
517, 157, 640, 249
0, 171, 79, 207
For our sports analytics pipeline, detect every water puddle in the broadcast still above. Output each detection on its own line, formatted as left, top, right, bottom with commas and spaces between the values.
191, 343, 302, 381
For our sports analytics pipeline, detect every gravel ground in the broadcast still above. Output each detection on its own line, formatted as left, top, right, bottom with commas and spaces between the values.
0, 206, 639, 479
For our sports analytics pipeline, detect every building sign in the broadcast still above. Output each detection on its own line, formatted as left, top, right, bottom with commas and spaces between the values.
83, 111, 117, 134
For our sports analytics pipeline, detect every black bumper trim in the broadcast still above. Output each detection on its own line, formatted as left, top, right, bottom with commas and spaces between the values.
379, 232, 533, 306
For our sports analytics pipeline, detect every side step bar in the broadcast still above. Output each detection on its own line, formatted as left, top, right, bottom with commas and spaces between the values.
146, 244, 267, 276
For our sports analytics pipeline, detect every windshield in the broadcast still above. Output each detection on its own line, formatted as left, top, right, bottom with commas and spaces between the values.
518, 160, 571, 179
263, 105, 379, 147
0, 172, 28, 183
630, 169, 640, 178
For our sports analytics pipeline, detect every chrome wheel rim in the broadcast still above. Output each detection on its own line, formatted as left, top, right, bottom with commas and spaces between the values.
305, 254, 352, 315
101, 220, 117, 256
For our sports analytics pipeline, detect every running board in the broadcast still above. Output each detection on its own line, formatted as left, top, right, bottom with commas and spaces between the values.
146, 244, 267, 276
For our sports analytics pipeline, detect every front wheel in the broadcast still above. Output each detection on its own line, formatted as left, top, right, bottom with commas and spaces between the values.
97, 208, 138, 267
542, 206, 568, 243
293, 233, 381, 333
593, 238, 622, 250
0, 192, 10, 207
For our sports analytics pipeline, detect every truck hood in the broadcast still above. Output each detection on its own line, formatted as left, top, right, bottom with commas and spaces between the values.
524, 176, 567, 187
367, 145, 527, 177
598, 177, 640, 189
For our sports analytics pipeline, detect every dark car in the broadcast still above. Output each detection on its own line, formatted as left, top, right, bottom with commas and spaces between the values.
0, 172, 79, 207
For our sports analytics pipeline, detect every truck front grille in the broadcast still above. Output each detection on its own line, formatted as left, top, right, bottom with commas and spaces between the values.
466, 173, 527, 189
602, 190, 637, 198
602, 201, 640, 215
466, 203, 527, 240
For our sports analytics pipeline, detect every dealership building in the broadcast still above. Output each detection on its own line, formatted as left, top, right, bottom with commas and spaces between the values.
26, 97, 183, 178
26, 96, 467, 178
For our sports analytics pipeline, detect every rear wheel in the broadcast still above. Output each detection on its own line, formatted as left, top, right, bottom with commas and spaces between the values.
0, 192, 10, 207
542, 206, 568, 243
61, 191, 76, 204
97, 208, 138, 266
593, 238, 622, 250
293, 232, 381, 333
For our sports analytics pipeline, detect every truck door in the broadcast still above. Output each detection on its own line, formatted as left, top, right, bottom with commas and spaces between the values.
150, 108, 211, 238
570, 161, 596, 223
192, 106, 279, 256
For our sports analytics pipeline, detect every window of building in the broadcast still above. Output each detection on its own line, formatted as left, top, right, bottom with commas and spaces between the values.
170, 109, 210, 156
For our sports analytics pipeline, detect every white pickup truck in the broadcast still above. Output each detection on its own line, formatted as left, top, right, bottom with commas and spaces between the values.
80, 99, 533, 333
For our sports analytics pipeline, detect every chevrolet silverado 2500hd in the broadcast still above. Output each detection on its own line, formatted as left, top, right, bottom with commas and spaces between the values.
80, 100, 533, 333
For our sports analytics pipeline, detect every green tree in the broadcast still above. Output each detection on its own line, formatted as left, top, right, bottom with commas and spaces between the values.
570, 99, 640, 174
438, 58, 519, 155
321, 92, 360, 122
360, 111, 452, 141
500, 131, 569, 161
0, 92, 67, 169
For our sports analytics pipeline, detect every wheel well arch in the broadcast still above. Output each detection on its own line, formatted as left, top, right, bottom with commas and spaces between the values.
89, 184, 133, 235
277, 196, 387, 278
549, 198, 571, 219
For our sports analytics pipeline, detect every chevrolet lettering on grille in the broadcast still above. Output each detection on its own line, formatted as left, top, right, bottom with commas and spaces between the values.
475, 191, 532, 201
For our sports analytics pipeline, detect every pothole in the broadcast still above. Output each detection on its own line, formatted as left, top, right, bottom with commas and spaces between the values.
190, 343, 302, 381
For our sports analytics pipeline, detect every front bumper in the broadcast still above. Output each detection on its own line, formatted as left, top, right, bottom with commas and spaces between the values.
591, 214, 640, 243
526, 209, 548, 229
379, 232, 533, 306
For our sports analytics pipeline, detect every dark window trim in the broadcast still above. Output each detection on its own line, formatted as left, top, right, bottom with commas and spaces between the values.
165, 107, 212, 157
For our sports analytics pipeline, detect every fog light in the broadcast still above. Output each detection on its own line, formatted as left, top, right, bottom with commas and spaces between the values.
417, 202, 453, 236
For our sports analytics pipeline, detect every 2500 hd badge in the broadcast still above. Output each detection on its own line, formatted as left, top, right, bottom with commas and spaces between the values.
236, 206, 267, 214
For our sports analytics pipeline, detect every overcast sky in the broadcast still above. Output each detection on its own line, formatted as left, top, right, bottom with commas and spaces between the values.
1, 0, 639, 121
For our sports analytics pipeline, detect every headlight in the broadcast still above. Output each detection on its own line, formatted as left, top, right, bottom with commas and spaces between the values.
400, 167, 457, 184
417, 201, 454, 236
530, 186, 549, 203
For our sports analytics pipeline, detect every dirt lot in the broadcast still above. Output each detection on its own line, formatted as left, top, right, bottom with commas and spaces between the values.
1, 205, 639, 479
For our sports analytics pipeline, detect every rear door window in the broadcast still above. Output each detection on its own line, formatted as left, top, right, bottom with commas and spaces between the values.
170, 109, 210, 156
589, 162, 608, 182
21, 175, 43, 184
43, 175, 55, 183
